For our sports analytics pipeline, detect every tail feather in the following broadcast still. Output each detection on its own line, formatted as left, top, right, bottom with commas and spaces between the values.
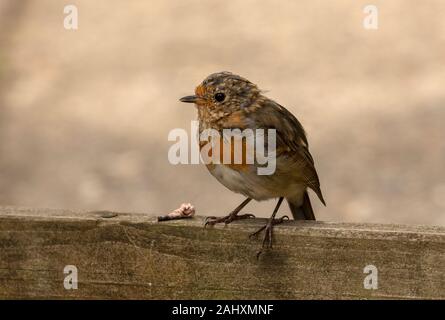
287, 191, 316, 220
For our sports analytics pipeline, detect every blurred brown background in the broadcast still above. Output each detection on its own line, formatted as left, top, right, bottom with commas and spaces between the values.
0, 0, 444, 225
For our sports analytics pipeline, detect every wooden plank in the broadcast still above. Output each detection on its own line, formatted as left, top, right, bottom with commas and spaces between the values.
0, 206, 443, 299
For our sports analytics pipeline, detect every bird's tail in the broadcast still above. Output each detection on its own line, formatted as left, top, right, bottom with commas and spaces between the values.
287, 191, 316, 220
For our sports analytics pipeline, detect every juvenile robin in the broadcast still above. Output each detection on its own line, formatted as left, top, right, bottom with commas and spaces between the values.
180, 72, 325, 256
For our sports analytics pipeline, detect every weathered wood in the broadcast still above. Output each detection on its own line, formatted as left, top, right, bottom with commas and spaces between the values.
0, 206, 443, 299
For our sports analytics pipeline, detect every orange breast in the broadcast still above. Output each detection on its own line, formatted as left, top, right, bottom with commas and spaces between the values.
200, 136, 252, 172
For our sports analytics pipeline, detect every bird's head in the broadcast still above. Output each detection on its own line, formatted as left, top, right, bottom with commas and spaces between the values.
180, 72, 261, 120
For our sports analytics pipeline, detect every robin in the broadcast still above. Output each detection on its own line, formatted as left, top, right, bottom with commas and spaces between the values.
180, 71, 325, 256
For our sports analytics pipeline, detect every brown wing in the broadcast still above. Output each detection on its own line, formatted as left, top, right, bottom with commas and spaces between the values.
251, 99, 326, 205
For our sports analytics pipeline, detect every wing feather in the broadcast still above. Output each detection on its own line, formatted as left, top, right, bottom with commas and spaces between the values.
251, 100, 326, 205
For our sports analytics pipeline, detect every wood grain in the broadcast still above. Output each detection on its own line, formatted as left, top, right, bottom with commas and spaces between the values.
0, 206, 443, 299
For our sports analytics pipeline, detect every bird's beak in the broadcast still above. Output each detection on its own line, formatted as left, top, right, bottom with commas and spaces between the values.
179, 95, 198, 103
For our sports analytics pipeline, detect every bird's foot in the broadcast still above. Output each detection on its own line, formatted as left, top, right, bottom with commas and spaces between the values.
204, 213, 255, 227
249, 215, 289, 258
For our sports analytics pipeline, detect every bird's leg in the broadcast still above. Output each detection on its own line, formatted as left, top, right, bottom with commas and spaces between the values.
249, 197, 289, 258
205, 198, 254, 227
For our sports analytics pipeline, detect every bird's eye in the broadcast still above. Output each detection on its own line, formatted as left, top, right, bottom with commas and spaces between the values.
214, 92, 225, 102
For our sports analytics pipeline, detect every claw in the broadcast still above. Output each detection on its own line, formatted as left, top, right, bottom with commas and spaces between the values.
204, 217, 223, 228
204, 212, 256, 228
249, 225, 266, 239
204, 216, 217, 222
250, 215, 288, 258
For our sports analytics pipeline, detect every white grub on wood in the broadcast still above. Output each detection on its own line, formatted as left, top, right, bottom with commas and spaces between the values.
157, 203, 195, 221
